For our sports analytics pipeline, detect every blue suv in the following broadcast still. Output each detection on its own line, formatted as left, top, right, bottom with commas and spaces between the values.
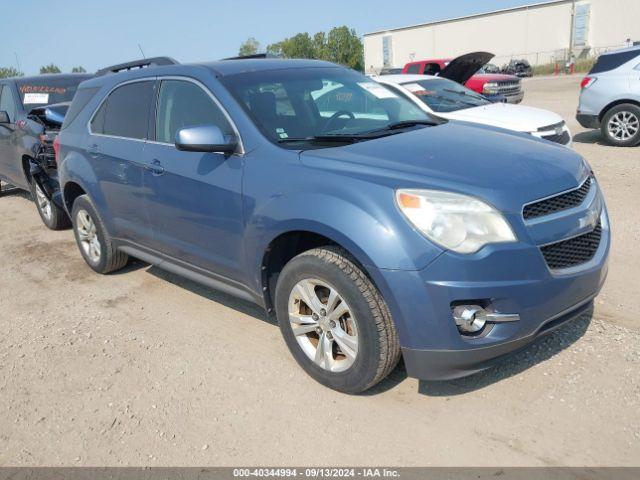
58, 57, 609, 393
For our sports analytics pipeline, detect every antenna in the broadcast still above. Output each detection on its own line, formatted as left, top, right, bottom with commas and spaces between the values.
138, 44, 146, 59
14, 52, 21, 73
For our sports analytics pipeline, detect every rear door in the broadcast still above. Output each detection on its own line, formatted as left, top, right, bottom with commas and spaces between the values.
87, 79, 156, 244
0, 82, 20, 185
142, 78, 245, 281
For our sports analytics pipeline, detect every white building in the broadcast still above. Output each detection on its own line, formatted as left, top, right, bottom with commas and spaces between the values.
364, 0, 640, 73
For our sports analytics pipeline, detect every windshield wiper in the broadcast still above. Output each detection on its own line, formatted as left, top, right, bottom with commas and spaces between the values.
277, 135, 363, 145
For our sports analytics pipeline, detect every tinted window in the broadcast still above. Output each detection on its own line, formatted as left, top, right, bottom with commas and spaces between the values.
423, 63, 442, 75
590, 50, 640, 74
155, 80, 232, 144
0, 84, 17, 122
16, 76, 92, 108
62, 87, 100, 130
406, 64, 421, 74
94, 81, 154, 139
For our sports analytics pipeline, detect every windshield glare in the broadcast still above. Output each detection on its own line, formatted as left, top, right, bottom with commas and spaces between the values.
221, 67, 431, 147
16, 76, 91, 109
400, 78, 490, 113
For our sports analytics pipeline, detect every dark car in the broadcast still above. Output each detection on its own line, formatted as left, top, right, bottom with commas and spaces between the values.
503, 59, 533, 78
58, 57, 608, 393
0, 73, 93, 229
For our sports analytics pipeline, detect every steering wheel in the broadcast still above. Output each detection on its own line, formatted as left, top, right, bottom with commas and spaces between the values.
322, 110, 355, 133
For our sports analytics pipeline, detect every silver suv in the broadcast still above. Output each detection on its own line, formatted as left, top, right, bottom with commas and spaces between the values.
577, 46, 640, 147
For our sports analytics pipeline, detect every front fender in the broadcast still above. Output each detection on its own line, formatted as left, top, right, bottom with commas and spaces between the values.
243, 191, 443, 292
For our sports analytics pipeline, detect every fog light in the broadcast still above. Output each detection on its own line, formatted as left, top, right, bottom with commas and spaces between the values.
452, 305, 487, 333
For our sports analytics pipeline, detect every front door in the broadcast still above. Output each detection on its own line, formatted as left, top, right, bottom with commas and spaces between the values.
142, 78, 245, 281
0, 83, 20, 185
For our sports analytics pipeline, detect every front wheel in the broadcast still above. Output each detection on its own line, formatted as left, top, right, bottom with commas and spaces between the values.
275, 247, 400, 394
31, 177, 71, 230
601, 104, 640, 147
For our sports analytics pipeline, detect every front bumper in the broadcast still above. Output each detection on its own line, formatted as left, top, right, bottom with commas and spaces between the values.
375, 199, 610, 381
505, 90, 524, 104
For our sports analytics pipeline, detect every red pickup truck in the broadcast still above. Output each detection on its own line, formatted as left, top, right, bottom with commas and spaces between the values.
403, 52, 524, 104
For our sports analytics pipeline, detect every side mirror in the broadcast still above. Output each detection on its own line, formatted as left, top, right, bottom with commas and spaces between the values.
0, 111, 10, 124
175, 125, 237, 154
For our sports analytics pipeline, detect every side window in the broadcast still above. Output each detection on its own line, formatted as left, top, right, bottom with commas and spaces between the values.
155, 80, 232, 144
423, 63, 442, 76
406, 64, 421, 74
91, 81, 155, 139
0, 84, 17, 123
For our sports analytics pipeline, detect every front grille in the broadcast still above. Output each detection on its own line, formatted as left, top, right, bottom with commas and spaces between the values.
541, 130, 571, 145
497, 81, 521, 96
538, 121, 565, 132
541, 222, 602, 270
523, 177, 593, 220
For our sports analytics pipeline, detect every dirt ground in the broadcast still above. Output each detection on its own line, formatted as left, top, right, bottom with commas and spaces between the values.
0, 75, 638, 467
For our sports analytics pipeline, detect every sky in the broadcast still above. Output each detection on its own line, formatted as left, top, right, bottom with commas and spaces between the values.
1, 0, 544, 75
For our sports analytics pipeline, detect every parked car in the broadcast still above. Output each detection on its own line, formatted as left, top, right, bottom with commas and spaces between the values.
0, 73, 93, 228
403, 52, 524, 103
577, 45, 640, 147
58, 57, 609, 393
503, 59, 534, 78
377, 74, 571, 146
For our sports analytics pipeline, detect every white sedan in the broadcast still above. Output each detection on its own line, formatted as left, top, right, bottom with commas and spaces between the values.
376, 74, 572, 147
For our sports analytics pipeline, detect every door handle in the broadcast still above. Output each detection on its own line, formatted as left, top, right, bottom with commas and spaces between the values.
87, 143, 99, 158
144, 159, 165, 176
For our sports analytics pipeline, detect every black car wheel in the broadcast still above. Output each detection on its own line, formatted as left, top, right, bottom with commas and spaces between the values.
601, 104, 640, 147
31, 177, 71, 230
71, 194, 128, 274
275, 246, 400, 394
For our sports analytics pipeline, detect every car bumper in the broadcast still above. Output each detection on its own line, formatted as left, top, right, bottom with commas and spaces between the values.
577, 113, 601, 129
505, 91, 524, 104
375, 207, 610, 381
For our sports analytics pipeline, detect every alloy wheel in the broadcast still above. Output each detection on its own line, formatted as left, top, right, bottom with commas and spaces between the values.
76, 209, 101, 263
35, 183, 52, 221
608, 111, 639, 141
288, 278, 359, 372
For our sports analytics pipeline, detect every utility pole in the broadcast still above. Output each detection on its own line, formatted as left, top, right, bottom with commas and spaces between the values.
568, 0, 576, 58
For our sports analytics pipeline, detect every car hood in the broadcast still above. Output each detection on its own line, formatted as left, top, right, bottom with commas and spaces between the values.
299, 122, 588, 213
440, 103, 565, 133
439, 52, 494, 84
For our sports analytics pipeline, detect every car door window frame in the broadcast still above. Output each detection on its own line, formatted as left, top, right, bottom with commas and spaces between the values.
0, 82, 18, 123
87, 78, 156, 143
148, 76, 245, 155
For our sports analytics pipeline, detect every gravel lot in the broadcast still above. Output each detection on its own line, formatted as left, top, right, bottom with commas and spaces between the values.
0, 75, 638, 467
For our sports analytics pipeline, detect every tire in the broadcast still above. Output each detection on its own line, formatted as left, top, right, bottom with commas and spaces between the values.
601, 103, 640, 147
31, 177, 71, 230
71, 194, 128, 274
275, 246, 401, 394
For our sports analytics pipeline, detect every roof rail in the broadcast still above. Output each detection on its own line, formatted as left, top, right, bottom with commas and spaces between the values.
222, 53, 277, 61
96, 56, 179, 76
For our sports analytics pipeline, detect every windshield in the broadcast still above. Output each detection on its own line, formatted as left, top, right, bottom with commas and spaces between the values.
399, 77, 490, 113
220, 67, 432, 148
16, 76, 92, 109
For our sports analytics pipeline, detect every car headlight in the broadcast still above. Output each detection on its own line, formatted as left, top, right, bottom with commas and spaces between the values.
396, 189, 517, 254
483, 82, 499, 95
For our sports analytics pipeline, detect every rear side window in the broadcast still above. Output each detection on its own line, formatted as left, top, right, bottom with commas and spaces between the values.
61, 87, 100, 130
406, 64, 421, 74
590, 50, 640, 74
91, 81, 155, 139
155, 80, 232, 144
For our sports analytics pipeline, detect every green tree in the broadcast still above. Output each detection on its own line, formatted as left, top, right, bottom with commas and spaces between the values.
40, 64, 61, 74
0, 66, 23, 79
238, 37, 260, 56
267, 26, 364, 71
71, 66, 87, 73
